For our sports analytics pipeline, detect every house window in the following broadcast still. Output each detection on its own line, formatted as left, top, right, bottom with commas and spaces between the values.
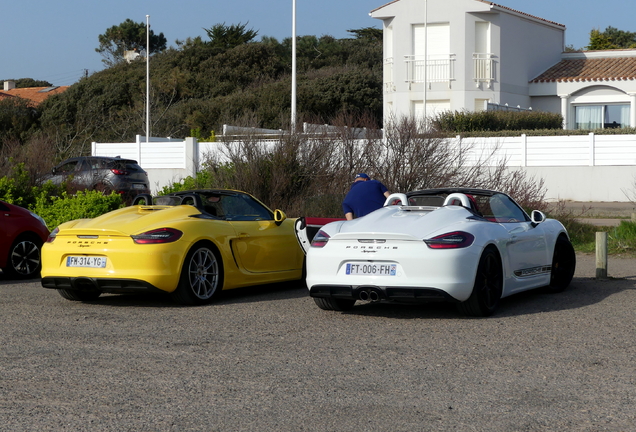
575, 104, 630, 129
473, 22, 494, 86
407, 23, 454, 84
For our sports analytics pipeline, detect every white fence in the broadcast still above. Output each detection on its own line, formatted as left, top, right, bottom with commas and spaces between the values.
459, 133, 636, 167
93, 133, 636, 202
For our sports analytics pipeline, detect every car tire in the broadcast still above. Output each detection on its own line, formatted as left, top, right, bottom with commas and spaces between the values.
4, 235, 43, 279
457, 247, 503, 317
57, 289, 102, 301
313, 297, 356, 311
171, 244, 223, 305
547, 235, 576, 292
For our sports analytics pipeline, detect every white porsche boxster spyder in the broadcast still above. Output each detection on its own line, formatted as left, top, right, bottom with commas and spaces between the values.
301, 188, 576, 317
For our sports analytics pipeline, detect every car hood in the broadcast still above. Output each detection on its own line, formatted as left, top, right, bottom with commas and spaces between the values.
56, 205, 202, 236
325, 205, 476, 240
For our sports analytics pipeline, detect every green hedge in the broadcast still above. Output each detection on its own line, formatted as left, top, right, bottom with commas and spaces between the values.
31, 190, 123, 229
433, 110, 563, 133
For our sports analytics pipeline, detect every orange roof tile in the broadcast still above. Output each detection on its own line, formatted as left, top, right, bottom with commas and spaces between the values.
0, 86, 69, 106
531, 56, 636, 83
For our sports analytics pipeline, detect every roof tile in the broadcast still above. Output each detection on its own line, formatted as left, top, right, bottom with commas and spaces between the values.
531, 56, 636, 83
0, 86, 70, 105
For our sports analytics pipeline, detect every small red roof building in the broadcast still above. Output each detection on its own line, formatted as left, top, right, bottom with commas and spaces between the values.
0, 81, 69, 106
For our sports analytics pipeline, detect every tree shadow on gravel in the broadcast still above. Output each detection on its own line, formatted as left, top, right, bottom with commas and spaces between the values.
0, 272, 41, 285
336, 276, 636, 320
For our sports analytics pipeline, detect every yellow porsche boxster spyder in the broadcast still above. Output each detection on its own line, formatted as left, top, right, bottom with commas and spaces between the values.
41, 190, 306, 305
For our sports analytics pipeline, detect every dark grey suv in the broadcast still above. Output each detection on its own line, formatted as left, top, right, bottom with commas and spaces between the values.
47, 156, 150, 198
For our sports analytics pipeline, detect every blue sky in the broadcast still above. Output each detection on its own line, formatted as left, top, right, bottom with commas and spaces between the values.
1, 0, 634, 86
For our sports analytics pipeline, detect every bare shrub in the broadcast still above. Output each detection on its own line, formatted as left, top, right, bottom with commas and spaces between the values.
0, 134, 57, 187
622, 174, 636, 205
200, 114, 548, 217
208, 131, 317, 215
373, 115, 547, 211
373, 115, 464, 191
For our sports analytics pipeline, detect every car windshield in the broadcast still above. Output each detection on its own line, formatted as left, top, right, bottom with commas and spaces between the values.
156, 192, 274, 221
409, 191, 528, 223
481, 193, 528, 223
202, 193, 273, 221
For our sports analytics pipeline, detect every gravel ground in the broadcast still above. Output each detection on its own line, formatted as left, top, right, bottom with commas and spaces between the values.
1, 254, 635, 432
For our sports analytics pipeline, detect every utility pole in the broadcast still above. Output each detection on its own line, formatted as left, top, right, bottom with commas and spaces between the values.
146, 14, 151, 150
291, 0, 297, 132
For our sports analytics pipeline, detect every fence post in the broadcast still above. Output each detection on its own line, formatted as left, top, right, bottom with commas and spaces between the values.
520, 133, 527, 167
588, 132, 595, 167
595, 232, 608, 279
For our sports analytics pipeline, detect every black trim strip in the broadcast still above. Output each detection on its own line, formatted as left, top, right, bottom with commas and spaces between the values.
513, 265, 552, 277
309, 284, 457, 303
42, 277, 164, 294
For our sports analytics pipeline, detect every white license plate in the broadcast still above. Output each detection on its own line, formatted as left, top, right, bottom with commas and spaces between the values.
66, 256, 107, 268
132, 183, 146, 189
345, 263, 397, 276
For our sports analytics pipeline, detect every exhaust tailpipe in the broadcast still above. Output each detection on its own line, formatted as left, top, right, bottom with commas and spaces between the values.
357, 288, 382, 302
369, 290, 380, 302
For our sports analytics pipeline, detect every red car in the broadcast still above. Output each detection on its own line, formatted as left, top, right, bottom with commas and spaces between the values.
1, 201, 49, 279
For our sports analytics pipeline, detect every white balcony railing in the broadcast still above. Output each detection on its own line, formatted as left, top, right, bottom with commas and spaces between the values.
404, 54, 456, 87
473, 53, 495, 87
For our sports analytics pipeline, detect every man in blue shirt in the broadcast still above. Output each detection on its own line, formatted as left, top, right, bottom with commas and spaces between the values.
342, 173, 390, 220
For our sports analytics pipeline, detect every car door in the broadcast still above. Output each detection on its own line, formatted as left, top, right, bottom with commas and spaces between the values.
74, 158, 100, 187
229, 219, 301, 273
49, 159, 81, 185
221, 194, 301, 273
294, 217, 346, 254
0, 201, 12, 266
488, 194, 551, 291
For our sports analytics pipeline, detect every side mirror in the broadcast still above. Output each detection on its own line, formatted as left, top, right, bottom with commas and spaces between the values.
531, 210, 545, 225
274, 209, 286, 225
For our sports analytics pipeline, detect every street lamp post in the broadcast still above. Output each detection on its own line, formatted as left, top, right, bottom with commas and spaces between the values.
291, 0, 297, 132
146, 14, 151, 149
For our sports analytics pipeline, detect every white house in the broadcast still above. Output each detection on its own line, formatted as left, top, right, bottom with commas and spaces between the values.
530, 50, 636, 129
370, 0, 636, 129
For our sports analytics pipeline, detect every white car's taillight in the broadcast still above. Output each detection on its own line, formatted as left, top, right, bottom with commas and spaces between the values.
310, 230, 330, 248
424, 231, 475, 249
131, 228, 183, 244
